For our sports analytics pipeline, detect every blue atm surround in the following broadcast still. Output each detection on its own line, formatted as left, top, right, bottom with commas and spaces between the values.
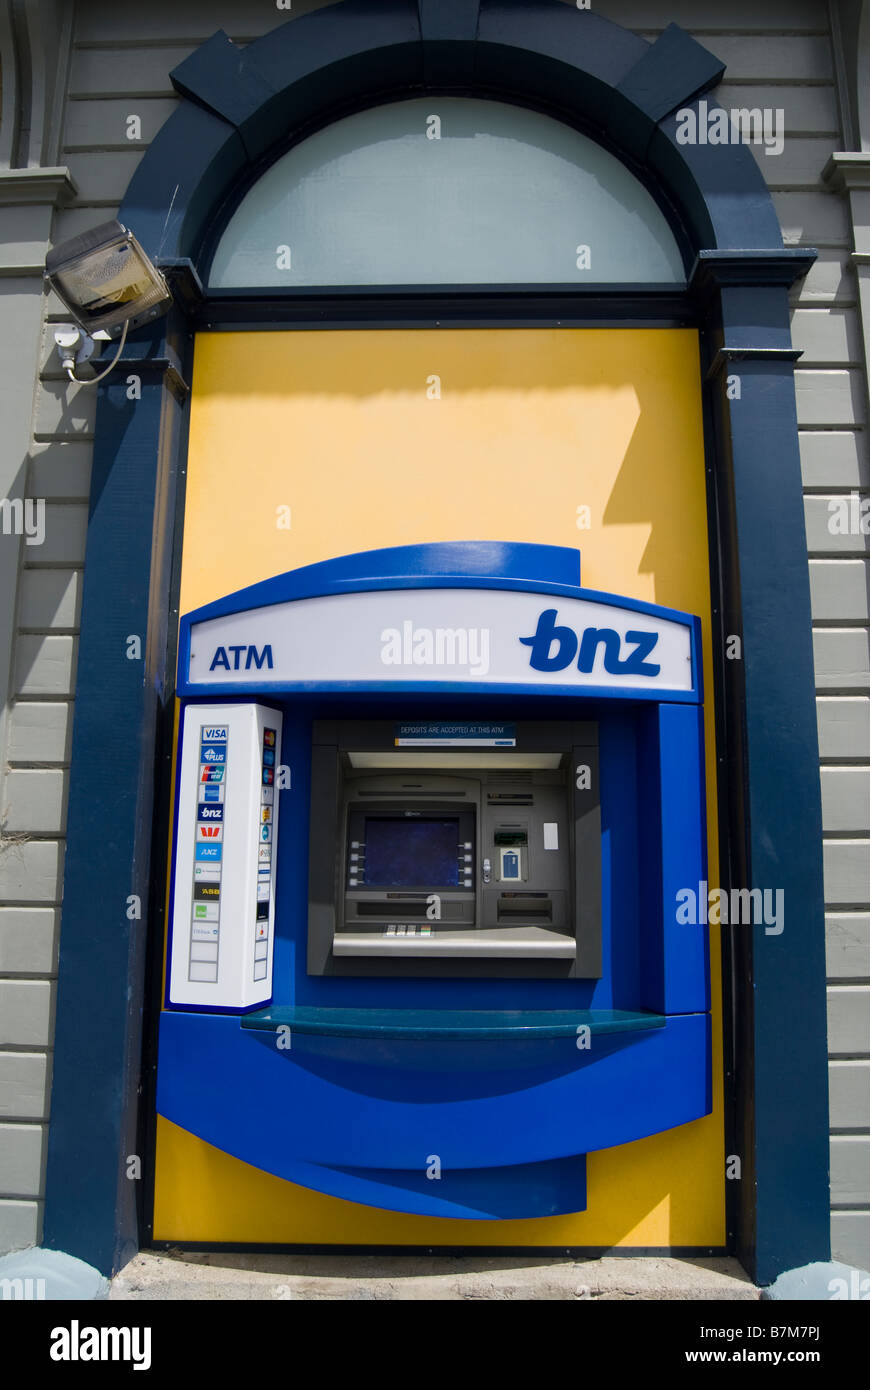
159, 542, 710, 1220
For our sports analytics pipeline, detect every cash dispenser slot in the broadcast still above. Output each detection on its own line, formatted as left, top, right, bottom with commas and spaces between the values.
497, 893, 554, 923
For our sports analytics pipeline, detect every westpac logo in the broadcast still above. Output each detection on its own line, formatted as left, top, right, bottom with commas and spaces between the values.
209, 644, 273, 672
380, 620, 490, 677
520, 609, 660, 677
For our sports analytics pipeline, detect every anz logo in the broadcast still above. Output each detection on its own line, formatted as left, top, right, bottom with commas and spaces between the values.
520, 609, 661, 677
209, 644, 273, 672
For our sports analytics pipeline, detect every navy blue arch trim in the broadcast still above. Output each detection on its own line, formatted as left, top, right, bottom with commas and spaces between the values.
120, 0, 776, 268
417, 0, 480, 41
44, 0, 829, 1283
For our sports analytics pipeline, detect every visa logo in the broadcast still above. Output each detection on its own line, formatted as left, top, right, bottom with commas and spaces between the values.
202, 727, 227, 742
197, 805, 224, 822
520, 610, 661, 677
209, 645, 273, 672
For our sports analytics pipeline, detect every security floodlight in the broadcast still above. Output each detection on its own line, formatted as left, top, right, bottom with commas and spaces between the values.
45, 220, 171, 336
45, 220, 172, 384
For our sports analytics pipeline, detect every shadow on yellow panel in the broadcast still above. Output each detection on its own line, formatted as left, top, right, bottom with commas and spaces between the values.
153, 1115, 725, 1248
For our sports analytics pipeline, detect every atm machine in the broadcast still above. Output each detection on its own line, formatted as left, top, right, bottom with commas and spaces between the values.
307, 719, 601, 977
156, 542, 710, 1230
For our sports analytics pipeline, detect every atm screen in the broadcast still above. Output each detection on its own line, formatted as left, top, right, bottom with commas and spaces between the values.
363, 817, 459, 887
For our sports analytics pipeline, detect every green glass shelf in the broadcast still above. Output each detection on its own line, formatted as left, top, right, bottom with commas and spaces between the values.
240, 1006, 666, 1041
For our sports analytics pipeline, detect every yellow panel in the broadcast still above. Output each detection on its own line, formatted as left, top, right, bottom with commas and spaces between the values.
159, 327, 724, 1248
154, 1115, 722, 1247
180, 330, 710, 618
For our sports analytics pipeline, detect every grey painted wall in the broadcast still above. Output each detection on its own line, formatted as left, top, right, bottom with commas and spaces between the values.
0, 0, 867, 1268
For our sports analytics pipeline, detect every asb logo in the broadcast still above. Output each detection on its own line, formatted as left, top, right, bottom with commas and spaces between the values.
519, 609, 661, 677
209, 645, 273, 672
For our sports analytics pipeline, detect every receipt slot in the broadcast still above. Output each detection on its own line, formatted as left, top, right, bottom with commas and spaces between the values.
166, 702, 282, 1011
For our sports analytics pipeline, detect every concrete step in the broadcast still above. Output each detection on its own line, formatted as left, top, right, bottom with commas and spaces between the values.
109, 1252, 758, 1301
